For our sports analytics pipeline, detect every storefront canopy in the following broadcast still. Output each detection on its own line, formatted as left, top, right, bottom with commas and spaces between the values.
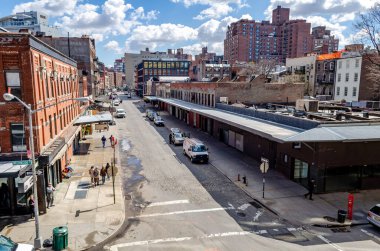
73, 112, 112, 125
0, 162, 30, 178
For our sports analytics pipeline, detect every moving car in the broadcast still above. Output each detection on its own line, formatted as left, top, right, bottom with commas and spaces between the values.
367, 204, 380, 228
113, 99, 120, 106
0, 235, 34, 251
115, 108, 126, 118
154, 116, 164, 126
183, 138, 209, 163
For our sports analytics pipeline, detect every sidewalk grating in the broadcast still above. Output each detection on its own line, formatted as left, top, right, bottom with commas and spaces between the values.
74, 190, 88, 199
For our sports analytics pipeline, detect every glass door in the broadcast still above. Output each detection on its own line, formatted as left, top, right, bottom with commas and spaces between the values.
293, 159, 309, 187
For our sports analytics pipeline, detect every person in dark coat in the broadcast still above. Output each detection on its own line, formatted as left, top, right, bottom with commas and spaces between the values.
29, 195, 35, 218
304, 178, 316, 200
101, 135, 106, 148
105, 163, 110, 179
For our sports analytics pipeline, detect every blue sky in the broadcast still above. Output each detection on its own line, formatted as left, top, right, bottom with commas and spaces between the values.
1, 0, 379, 66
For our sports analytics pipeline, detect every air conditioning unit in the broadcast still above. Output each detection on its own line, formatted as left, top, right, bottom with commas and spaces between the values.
293, 142, 301, 149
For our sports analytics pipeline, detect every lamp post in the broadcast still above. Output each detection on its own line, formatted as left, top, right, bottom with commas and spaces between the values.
3, 93, 90, 249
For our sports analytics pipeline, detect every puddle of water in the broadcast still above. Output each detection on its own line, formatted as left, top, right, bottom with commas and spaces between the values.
121, 138, 131, 152
122, 156, 145, 194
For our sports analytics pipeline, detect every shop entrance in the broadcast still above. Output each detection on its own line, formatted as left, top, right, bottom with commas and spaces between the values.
293, 159, 309, 187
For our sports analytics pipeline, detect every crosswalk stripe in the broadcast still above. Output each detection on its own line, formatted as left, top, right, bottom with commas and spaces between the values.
147, 200, 189, 207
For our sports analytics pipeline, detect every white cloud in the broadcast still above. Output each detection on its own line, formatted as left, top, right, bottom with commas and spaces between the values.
330, 13, 356, 23
13, 0, 79, 16
131, 7, 159, 21
125, 23, 198, 52
172, 0, 248, 20
104, 40, 123, 54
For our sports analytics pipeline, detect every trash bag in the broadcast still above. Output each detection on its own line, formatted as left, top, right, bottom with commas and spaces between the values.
43, 238, 53, 247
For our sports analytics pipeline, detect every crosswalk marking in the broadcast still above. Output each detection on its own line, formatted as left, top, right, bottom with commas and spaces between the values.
147, 200, 189, 207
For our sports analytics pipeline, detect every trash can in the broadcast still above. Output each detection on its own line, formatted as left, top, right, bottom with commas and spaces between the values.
53, 226, 68, 251
337, 210, 347, 223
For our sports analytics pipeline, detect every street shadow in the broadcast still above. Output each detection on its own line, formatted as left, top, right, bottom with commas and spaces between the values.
75, 143, 91, 155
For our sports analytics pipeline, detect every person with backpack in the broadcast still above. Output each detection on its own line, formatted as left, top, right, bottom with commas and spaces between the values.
101, 135, 106, 148
46, 183, 56, 208
93, 167, 100, 187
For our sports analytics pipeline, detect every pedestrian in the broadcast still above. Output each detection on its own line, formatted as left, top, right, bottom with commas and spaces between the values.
29, 195, 35, 218
105, 163, 110, 180
93, 167, 100, 187
169, 133, 172, 144
109, 135, 114, 145
46, 183, 56, 208
100, 166, 107, 185
304, 178, 316, 200
89, 166, 94, 187
101, 135, 106, 148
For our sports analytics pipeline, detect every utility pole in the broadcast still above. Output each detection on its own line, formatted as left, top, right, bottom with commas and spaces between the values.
111, 138, 117, 204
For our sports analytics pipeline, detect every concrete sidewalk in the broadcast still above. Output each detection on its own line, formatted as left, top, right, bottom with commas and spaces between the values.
160, 111, 379, 227
1, 125, 125, 250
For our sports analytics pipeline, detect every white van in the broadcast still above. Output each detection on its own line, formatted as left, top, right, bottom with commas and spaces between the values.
183, 138, 209, 163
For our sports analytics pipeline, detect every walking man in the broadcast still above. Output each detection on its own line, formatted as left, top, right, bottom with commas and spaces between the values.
29, 195, 35, 218
109, 135, 115, 145
304, 178, 316, 200
105, 163, 110, 179
93, 167, 100, 187
89, 166, 95, 187
46, 183, 56, 208
101, 135, 106, 148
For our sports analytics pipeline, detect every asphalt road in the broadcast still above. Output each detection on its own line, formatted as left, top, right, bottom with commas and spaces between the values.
104, 95, 380, 251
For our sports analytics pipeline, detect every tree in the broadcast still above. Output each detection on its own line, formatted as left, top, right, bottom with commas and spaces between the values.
238, 59, 278, 81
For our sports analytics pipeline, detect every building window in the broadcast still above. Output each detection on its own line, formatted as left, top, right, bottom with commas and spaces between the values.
5, 72, 21, 99
344, 87, 348, 96
336, 87, 340, 95
338, 73, 341, 82
346, 60, 350, 69
354, 73, 358, 82
11, 123, 27, 152
355, 59, 360, 68
353, 87, 357, 97
345, 73, 349, 82
338, 61, 342, 69
49, 115, 53, 138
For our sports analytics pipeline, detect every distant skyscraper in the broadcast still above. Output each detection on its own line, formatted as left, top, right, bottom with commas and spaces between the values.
0, 11, 61, 36
224, 6, 314, 63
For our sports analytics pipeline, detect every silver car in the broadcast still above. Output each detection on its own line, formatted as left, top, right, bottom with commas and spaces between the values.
171, 132, 185, 145
367, 204, 380, 228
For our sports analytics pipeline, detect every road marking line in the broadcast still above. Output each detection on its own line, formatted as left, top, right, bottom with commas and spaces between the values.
238, 203, 250, 211
253, 210, 264, 222
129, 206, 234, 219
287, 228, 296, 231
361, 229, 380, 242
147, 200, 189, 207
109, 231, 252, 250
257, 230, 268, 234
317, 235, 344, 251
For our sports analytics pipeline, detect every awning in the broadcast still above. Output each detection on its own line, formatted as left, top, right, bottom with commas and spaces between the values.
73, 112, 112, 125
144, 96, 158, 101
0, 162, 30, 178
283, 125, 380, 142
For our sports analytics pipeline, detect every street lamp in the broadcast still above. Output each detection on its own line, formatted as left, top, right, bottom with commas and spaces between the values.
3, 92, 42, 248
2, 93, 91, 249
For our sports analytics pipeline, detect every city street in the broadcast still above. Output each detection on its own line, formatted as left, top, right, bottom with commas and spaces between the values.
103, 95, 380, 251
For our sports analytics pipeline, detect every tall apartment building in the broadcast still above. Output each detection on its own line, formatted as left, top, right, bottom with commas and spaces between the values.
125, 48, 191, 90
224, 6, 314, 63
0, 11, 61, 36
38, 35, 98, 97
0, 33, 84, 215
312, 26, 339, 54
114, 58, 125, 72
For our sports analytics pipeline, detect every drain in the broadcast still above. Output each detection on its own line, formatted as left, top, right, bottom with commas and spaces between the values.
323, 216, 336, 222
331, 227, 350, 233
125, 194, 132, 200
237, 212, 246, 217
249, 201, 262, 209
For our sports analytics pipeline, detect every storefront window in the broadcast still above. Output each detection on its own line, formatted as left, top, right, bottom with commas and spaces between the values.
158, 62, 161, 68
144, 62, 148, 68
153, 62, 157, 68
293, 159, 308, 187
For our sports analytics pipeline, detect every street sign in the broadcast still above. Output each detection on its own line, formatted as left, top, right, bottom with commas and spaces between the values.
12, 160, 32, 165
26, 170, 43, 176
260, 162, 269, 173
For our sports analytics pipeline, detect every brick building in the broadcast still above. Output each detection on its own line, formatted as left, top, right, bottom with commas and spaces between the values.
311, 26, 339, 54
0, 33, 85, 215
224, 6, 313, 63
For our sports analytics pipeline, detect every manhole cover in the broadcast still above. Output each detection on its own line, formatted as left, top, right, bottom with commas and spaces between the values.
331, 227, 350, 233
237, 212, 246, 217
125, 194, 132, 200
249, 201, 262, 209
74, 190, 88, 199
323, 216, 336, 222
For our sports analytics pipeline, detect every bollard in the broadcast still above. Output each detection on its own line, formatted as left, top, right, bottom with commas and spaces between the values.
242, 176, 246, 185
238, 174, 240, 181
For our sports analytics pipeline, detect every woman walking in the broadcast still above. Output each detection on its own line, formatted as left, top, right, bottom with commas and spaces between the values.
93, 167, 100, 187
100, 166, 107, 185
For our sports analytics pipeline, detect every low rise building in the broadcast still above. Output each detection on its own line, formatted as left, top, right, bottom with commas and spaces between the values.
0, 33, 85, 215
286, 54, 317, 95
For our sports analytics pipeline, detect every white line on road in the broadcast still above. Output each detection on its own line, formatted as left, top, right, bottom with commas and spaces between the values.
146, 200, 189, 207
361, 229, 380, 242
253, 210, 264, 222
129, 206, 234, 219
238, 203, 250, 211
317, 235, 344, 251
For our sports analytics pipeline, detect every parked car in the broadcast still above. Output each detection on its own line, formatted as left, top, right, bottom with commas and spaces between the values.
183, 138, 209, 163
115, 108, 126, 118
148, 111, 157, 121
113, 99, 120, 106
154, 116, 164, 126
169, 128, 185, 145
0, 235, 34, 251
367, 204, 380, 228
127, 93, 132, 98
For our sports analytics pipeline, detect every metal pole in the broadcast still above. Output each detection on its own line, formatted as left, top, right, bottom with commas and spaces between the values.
112, 143, 115, 204
262, 175, 265, 199
28, 104, 43, 248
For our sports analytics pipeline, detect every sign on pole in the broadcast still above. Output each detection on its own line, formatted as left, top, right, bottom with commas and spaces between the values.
12, 160, 32, 165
